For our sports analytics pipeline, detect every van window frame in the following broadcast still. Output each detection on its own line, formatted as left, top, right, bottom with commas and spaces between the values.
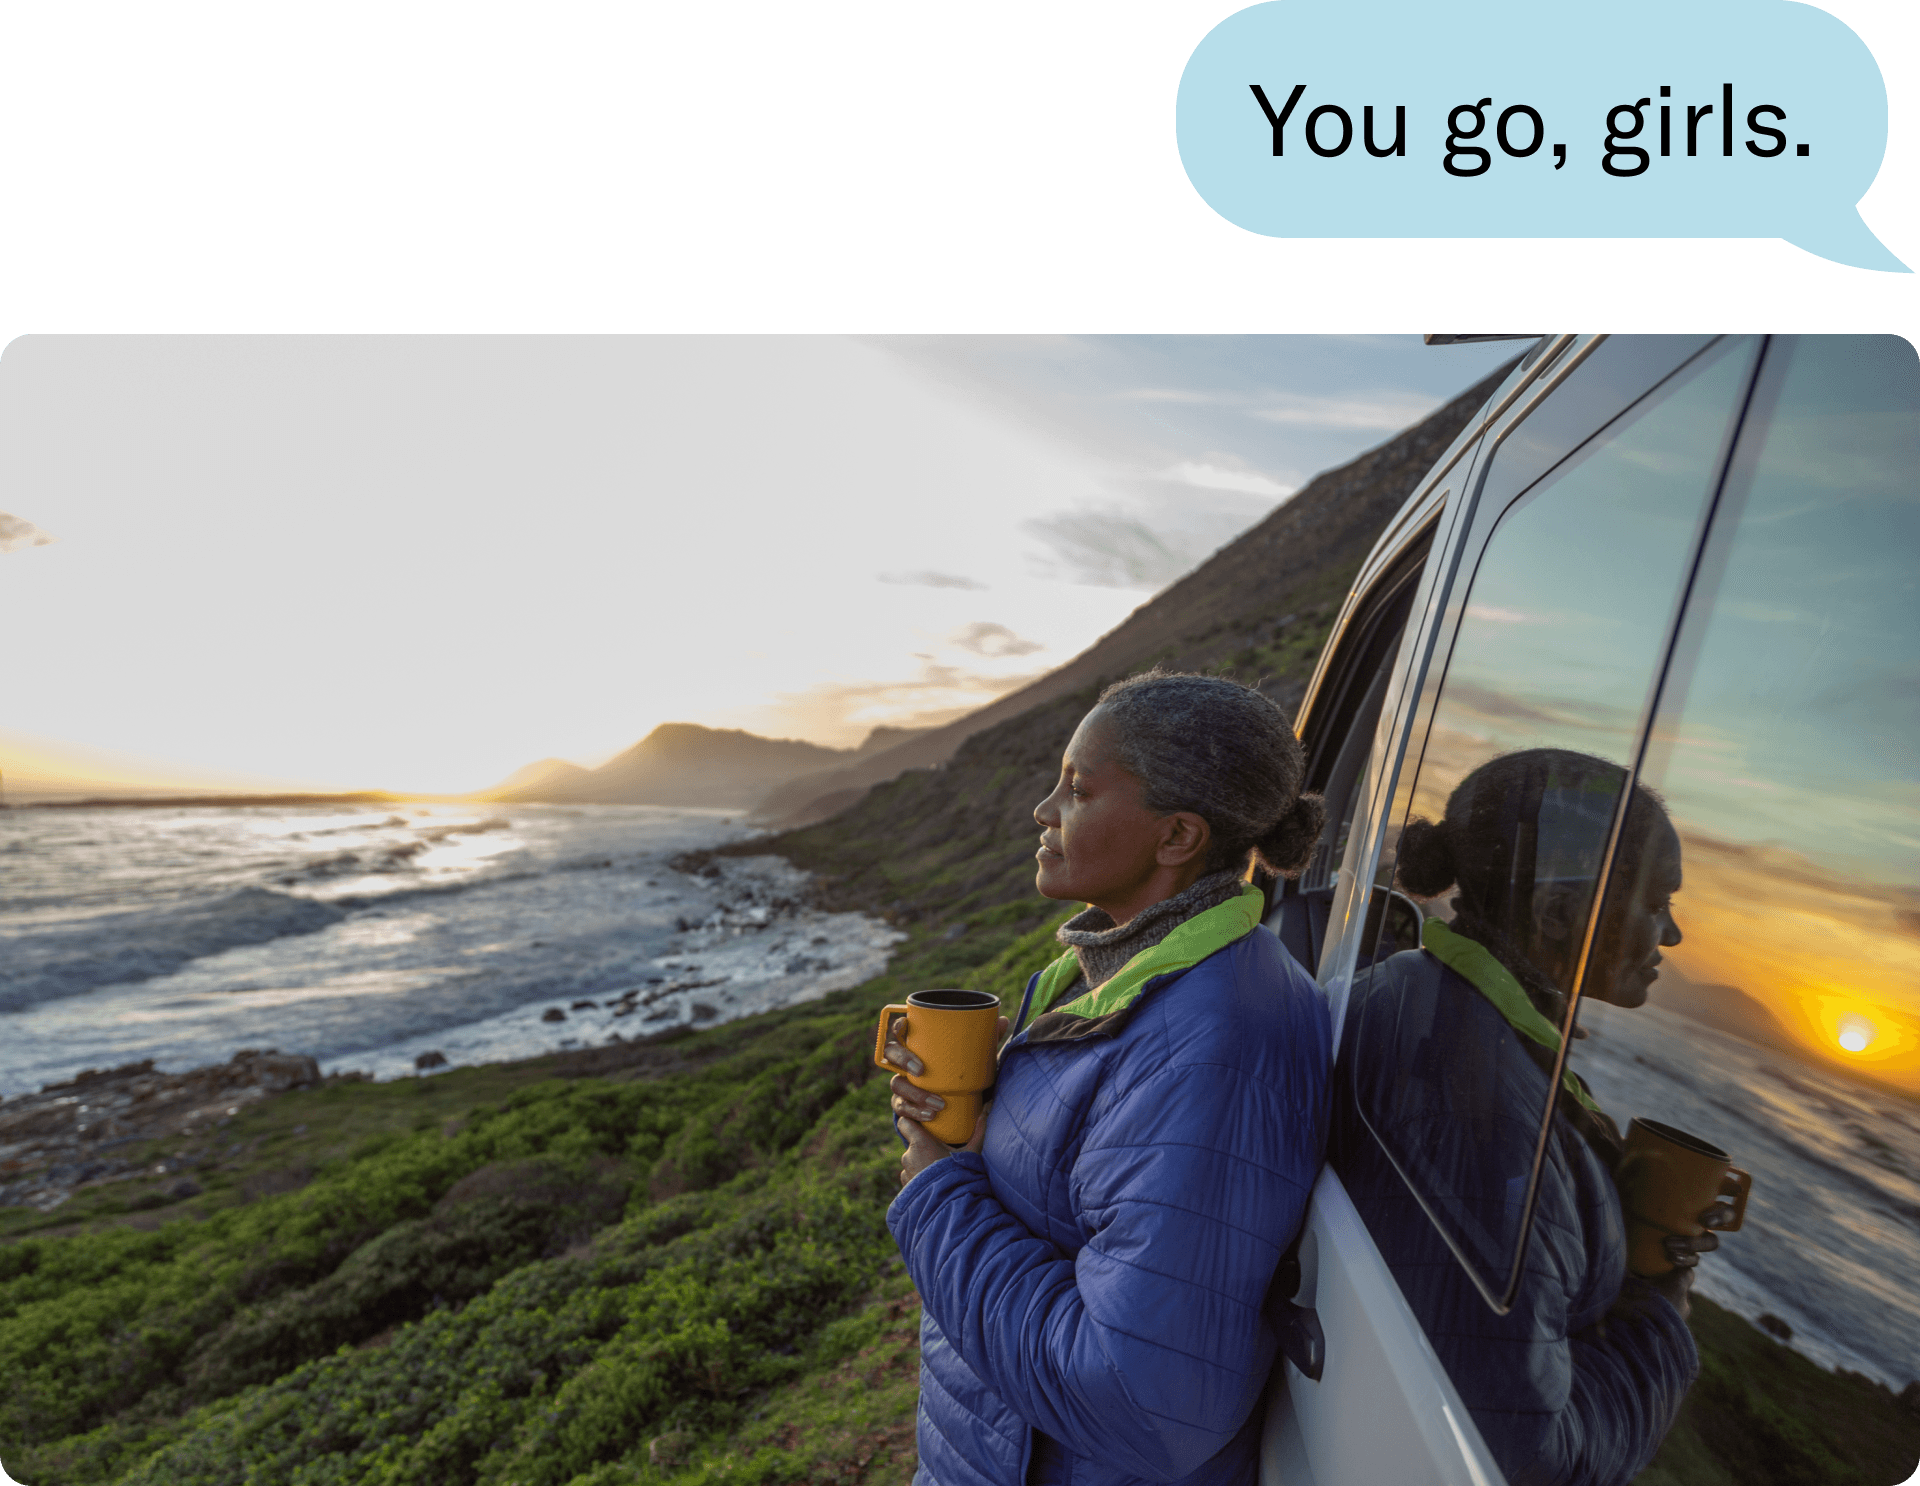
1331, 335, 1770, 1313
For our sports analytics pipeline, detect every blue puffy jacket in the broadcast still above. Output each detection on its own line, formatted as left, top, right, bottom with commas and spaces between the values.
1332, 938, 1698, 1486
887, 887, 1331, 1486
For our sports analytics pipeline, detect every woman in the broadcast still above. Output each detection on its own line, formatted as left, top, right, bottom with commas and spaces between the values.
1333, 748, 1716, 1486
882, 670, 1333, 1486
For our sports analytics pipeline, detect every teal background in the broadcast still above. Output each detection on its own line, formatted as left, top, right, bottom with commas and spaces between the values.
0, 0, 1912, 339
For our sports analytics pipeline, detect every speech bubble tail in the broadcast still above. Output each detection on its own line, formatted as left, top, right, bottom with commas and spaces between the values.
1785, 210, 1909, 274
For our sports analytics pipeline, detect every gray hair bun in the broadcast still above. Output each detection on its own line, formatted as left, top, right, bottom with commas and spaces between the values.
1394, 817, 1457, 899
1096, 669, 1327, 878
1256, 791, 1328, 879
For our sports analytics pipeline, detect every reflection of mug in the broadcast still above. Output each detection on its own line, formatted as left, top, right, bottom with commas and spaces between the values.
873, 989, 1001, 1145
1616, 1117, 1752, 1278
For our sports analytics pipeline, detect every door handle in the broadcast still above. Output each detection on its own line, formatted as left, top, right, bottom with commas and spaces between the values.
1267, 1250, 1326, 1382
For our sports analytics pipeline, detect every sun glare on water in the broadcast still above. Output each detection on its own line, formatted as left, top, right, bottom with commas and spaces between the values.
1837, 1014, 1876, 1054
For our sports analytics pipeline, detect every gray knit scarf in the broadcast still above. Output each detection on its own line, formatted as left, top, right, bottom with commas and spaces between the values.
1053, 869, 1250, 998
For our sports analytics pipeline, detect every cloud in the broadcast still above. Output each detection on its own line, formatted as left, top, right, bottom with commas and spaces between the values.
1716, 600, 1821, 625
1253, 391, 1443, 431
1431, 679, 1629, 732
740, 659, 1048, 747
878, 569, 988, 590
1116, 387, 1218, 404
1160, 457, 1292, 498
1023, 475, 1285, 591
950, 621, 1044, 658
1464, 603, 1536, 625
0, 512, 56, 554
1023, 510, 1193, 590
1323, 334, 1428, 348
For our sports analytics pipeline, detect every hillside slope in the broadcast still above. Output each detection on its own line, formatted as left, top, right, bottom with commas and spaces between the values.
753, 358, 1514, 830
740, 358, 1518, 934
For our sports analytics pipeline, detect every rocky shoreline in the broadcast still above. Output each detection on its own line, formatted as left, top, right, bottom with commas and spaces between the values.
0, 1047, 332, 1213
330, 853, 903, 1082
0, 853, 904, 1215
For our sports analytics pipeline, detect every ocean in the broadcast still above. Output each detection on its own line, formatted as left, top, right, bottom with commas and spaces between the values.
1577, 997, 1920, 1394
0, 801, 901, 1095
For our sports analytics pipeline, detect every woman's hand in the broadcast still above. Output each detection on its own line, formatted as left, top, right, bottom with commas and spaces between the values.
881, 1011, 1007, 1187
1643, 1203, 1732, 1320
882, 1013, 939, 1119
898, 1109, 988, 1186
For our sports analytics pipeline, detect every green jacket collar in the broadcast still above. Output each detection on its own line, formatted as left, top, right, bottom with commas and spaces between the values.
1020, 884, 1266, 1043
1421, 918, 1602, 1115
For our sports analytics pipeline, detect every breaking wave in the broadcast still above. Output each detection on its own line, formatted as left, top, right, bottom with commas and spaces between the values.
0, 887, 351, 1012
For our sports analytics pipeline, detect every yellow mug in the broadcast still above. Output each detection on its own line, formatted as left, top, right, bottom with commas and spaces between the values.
873, 989, 1001, 1145
1616, 1117, 1752, 1277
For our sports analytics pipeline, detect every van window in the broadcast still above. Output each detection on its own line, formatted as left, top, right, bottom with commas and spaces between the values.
1570, 335, 1920, 1406
1333, 338, 1760, 1307
1272, 535, 1429, 978
1300, 550, 1427, 895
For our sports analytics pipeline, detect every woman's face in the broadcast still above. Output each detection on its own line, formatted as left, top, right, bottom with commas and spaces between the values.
1033, 707, 1207, 923
1587, 822, 1684, 1008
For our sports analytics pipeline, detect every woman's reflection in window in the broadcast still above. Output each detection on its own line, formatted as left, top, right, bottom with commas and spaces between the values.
1334, 749, 1719, 1486
1401, 749, 1684, 1025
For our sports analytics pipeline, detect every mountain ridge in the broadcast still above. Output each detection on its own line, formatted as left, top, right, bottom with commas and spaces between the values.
476, 723, 934, 810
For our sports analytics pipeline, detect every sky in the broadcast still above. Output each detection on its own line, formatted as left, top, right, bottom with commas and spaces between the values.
0, 334, 1515, 798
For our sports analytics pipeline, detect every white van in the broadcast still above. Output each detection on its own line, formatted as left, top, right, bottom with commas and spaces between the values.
1259, 335, 1919, 1486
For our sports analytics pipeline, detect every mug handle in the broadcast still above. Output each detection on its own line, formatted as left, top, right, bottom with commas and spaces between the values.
874, 1004, 912, 1071
1713, 1167, 1752, 1233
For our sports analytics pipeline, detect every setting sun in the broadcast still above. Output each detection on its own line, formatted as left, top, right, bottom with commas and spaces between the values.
1837, 1013, 1876, 1054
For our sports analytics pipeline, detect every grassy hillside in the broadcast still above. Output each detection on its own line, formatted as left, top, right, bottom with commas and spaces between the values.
1642, 1296, 1920, 1486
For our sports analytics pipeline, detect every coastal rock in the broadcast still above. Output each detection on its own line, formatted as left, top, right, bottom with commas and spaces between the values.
0, 1047, 321, 1207
541, 1008, 567, 1023
414, 1051, 449, 1071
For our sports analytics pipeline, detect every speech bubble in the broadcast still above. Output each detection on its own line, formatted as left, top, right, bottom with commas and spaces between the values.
1176, 0, 1902, 272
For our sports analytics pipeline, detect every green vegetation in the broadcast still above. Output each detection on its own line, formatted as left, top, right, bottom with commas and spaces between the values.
1640, 1297, 1920, 1486
9, 908, 1911, 1486
0, 918, 1070, 1486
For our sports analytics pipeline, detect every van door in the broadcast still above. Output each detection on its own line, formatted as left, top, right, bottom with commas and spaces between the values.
1564, 335, 1920, 1486
1266, 337, 1764, 1486
1261, 499, 1507, 1486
